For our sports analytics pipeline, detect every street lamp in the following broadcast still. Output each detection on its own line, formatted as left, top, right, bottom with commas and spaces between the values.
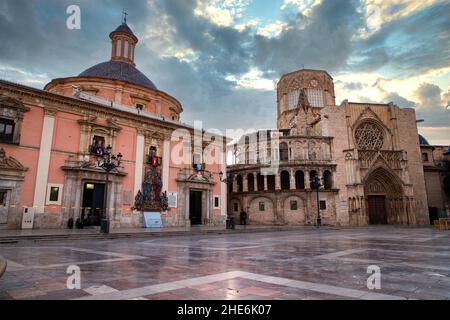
219, 171, 236, 229
96, 145, 123, 234
310, 174, 322, 228
219, 171, 233, 184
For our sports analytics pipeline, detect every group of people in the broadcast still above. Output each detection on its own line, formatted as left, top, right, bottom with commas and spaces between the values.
226, 210, 248, 230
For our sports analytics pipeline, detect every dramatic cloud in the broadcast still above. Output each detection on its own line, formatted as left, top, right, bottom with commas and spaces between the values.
0, 0, 448, 144
253, 0, 364, 75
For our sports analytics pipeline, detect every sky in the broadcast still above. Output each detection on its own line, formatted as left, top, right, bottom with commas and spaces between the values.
0, 0, 449, 145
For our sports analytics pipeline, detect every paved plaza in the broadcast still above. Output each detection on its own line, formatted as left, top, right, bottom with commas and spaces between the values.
0, 226, 449, 300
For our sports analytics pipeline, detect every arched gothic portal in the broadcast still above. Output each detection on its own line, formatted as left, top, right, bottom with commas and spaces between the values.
363, 166, 406, 225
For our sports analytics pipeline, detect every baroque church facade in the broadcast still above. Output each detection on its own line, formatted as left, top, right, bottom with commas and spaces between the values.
0, 20, 228, 230
228, 69, 433, 226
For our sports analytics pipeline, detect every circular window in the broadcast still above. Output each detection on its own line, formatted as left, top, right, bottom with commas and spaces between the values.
355, 122, 384, 150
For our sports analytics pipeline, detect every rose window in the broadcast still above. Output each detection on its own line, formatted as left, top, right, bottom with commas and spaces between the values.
355, 122, 384, 150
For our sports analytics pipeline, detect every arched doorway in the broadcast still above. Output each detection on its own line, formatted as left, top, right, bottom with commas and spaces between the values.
280, 171, 290, 190
247, 173, 255, 192
364, 167, 404, 225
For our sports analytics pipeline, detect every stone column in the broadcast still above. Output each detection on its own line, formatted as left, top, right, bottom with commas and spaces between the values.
233, 177, 238, 193
254, 173, 258, 192
263, 175, 268, 191
243, 174, 248, 192
33, 109, 56, 214
162, 139, 170, 193
134, 131, 145, 198
290, 169, 296, 190
304, 171, 310, 190
220, 143, 227, 216
275, 173, 281, 190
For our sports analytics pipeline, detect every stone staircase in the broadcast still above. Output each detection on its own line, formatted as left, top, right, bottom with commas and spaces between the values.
0, 225, 308, 244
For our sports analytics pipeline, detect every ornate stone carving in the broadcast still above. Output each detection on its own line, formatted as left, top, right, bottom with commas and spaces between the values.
355, 122, 384, 150
289, 89, 322, 136
0, 148, 28, 172
134, 166, 165, 211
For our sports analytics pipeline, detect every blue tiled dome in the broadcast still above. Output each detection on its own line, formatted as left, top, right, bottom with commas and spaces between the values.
419, 134, 430, 146
79, 60, 157, 90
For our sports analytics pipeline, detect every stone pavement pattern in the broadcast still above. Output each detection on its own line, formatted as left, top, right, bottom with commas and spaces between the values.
0, 226, 449, 300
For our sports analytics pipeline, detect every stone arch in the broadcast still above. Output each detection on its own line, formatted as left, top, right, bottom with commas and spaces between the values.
323, 170, 333, 189
282, 195, 306, 225
363, 166, 405, 225
247, 173, 255, 192
280, 170, 290, 190
236, 174, 243, 192
295, 170, 305, 189
257, 173, 264, 191
230, 197, 242, 214
309, 170, 318, 189
248, 196, 275, 225
267, 175, 276, 191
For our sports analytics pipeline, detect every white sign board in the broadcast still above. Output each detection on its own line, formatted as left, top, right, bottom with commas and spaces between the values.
143, 212, 163, 228
21, 207, 35, 229
168, 192, 178, 208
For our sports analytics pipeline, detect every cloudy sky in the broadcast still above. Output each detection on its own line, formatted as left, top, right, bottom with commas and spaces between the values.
0, 0, 449, 144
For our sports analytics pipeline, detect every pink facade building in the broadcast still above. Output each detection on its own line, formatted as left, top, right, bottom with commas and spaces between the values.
0, 21, 228, 230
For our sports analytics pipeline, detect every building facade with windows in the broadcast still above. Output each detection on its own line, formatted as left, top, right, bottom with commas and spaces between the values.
0, 21, 228, 230
419, 136, 450, 222
228, 69, 432, 226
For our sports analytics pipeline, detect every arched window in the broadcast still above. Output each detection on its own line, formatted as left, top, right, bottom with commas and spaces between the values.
295, 170, 305, 190
279, 142, 289, 161
257, 173, 264, 191
116, 39, 122, 56
247, 173, 255, 192
267, 175, 276, 191
124, 40, 129, 58
281, 171, 290, 190
323, 170, 333, 190
309, 170, 319, 189
236, 175, 243, 193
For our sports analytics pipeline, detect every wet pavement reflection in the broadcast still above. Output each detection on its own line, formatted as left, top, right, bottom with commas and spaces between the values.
0, 226, 449, 300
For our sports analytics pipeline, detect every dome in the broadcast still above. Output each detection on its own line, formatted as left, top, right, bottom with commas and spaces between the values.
79, 60, 157, 90
419, 134, 430, 146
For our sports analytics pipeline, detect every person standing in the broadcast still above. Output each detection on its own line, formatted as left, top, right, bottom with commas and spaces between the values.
240, 210, 248, 225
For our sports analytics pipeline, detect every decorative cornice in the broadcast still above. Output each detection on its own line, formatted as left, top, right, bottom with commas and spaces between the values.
0, 80, 185, 134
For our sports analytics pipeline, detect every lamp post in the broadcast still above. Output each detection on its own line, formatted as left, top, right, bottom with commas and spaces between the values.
97, 145, 122, 234
219, 171, 235, 229
310, 174, 322, 228
219, 171, 233, 185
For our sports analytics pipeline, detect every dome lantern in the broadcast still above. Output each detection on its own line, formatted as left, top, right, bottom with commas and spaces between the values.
109, 12, 138, 66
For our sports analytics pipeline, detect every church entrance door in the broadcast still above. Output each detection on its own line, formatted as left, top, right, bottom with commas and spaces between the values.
368, 195, 388, 225
81, 182, 105, 226
189, 191, 202, 225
